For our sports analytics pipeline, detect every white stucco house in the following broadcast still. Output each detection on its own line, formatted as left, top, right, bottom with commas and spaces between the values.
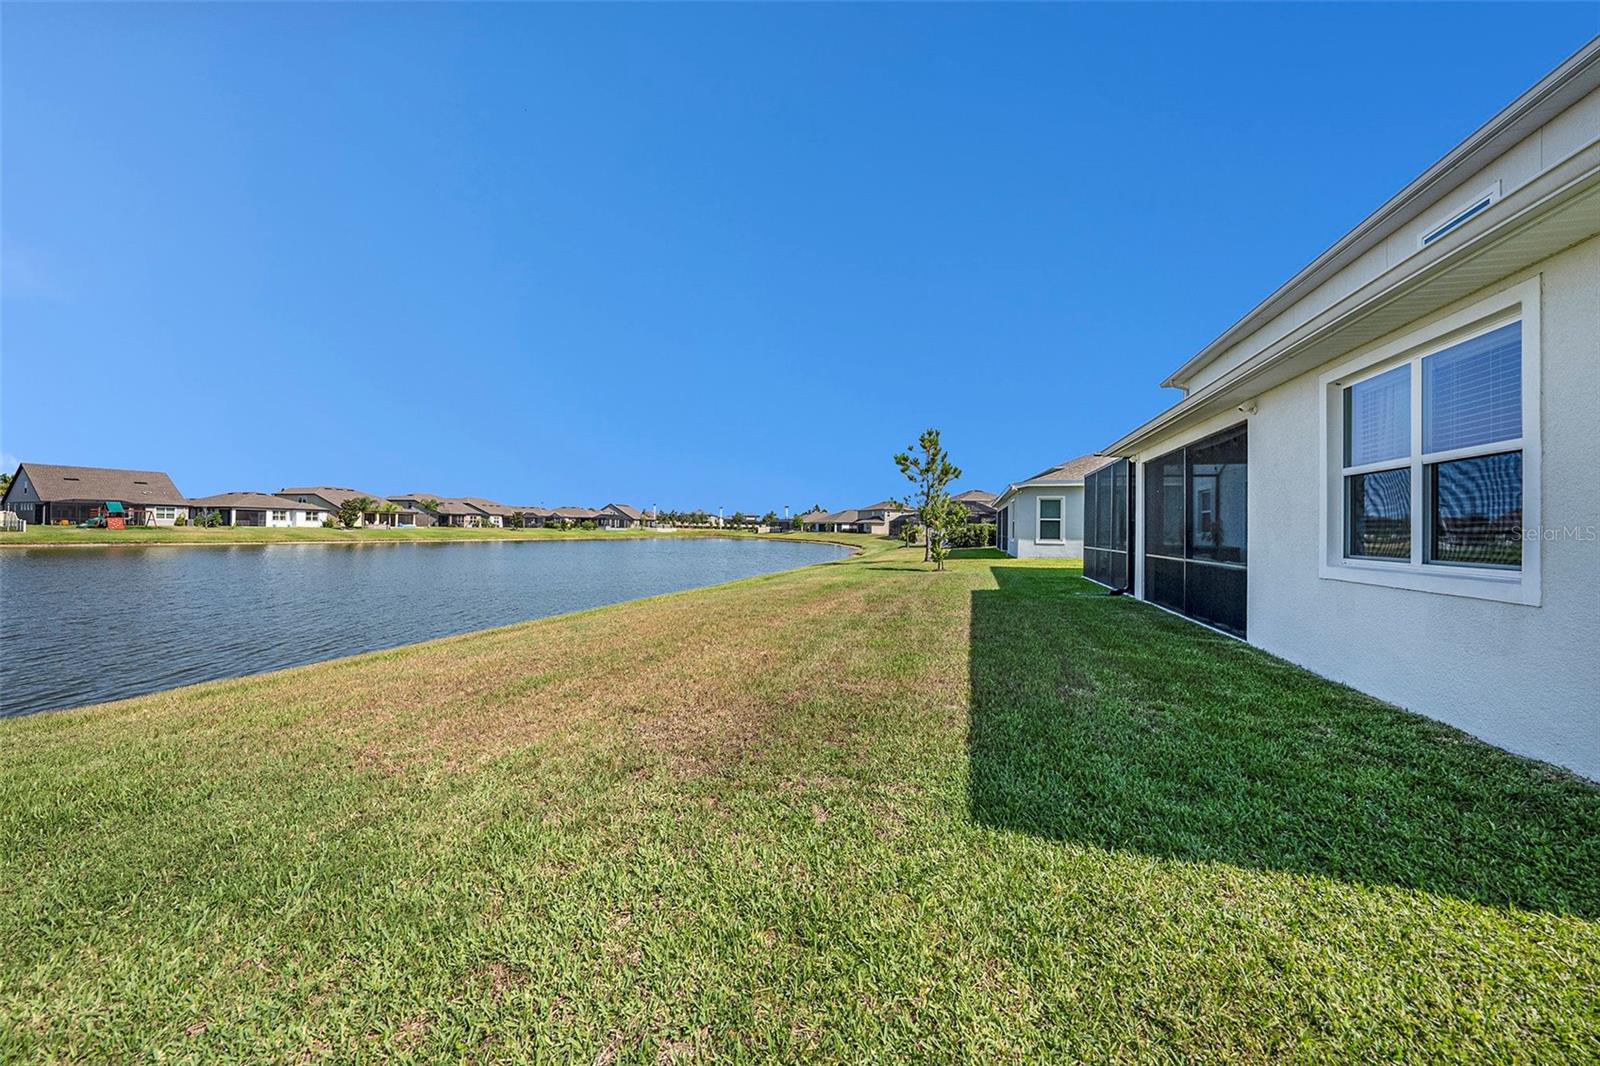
1092, 39, 1600, 779
995, 455, 1113, 559
188, 492, 326, 527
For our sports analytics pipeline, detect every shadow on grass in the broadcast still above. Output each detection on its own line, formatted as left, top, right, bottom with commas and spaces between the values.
968, 565, 1600, 917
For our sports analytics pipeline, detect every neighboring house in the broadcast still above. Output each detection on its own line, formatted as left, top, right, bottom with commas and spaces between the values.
1095, 40, 1600, 779
0, 463, 189, 526
188, 492, 325, 527
815, 500, 910, 535
954, 489, 998, 522
816, 509, 863, 533
429, 499, 493, 528
460, 498, 518, 528
994, 455, 1114, 559
795, 509, 831, 532
509, 506, 554, 527
597, 503, 645, 529
891, 489, 1000, 537
548, 506, 601, 526
277, 487, 422, 527
386, 495, 445, 527
857, 500, 911, 535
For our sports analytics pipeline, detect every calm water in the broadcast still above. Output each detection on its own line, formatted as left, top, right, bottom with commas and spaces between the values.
0, 537, 849, 716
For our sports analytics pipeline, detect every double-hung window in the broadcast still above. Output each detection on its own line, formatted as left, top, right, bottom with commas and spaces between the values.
1323, 281, 1538, 604
1036, 496, 1064, 542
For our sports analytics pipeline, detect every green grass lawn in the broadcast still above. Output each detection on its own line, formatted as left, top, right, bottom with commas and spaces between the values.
2, 538, 1596, 1061
0, 524, 780, 548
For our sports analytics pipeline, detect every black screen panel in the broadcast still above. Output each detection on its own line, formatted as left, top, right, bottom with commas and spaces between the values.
1139, 426, 1247, 636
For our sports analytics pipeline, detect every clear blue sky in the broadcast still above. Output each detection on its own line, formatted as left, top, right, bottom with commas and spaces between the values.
4, 5, 1595, 511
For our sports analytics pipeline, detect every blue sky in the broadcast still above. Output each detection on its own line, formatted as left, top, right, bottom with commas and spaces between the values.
4, 5, 1595, 511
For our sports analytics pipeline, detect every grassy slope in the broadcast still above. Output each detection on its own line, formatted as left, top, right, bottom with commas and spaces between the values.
0, 524, 763, 548
1, 537, 1596, 1061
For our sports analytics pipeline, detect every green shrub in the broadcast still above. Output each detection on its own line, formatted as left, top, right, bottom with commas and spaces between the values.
946, 522, 996, 549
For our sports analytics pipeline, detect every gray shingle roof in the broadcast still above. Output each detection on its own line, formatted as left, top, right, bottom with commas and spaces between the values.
5, 463, 187, 506
1019, 454, 1115, 484
279, 486, 391, 507
189, 492, 322, 510
460, 497, 516, 517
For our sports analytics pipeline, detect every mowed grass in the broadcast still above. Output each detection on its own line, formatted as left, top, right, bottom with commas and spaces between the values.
2, 537, 1597, 1061
1, 524, 767, 548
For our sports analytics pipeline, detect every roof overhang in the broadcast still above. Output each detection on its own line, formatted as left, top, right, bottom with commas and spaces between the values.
1161, 36, 1600, 391
994, 476, 1090, 507
1107, 136, 1600, 456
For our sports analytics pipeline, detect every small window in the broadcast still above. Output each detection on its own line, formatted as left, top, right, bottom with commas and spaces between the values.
1037, 496, 1064, 542
271, 510, 288, 522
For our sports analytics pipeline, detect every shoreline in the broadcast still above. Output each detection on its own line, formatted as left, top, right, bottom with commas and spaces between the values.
0, 527, 860, 552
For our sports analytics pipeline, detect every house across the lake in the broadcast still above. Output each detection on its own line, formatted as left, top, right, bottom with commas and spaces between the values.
1091, 40, 1600, 779
597, 503, 645, 529
808, 500, 909, 535
188, 493, 326, 528
278, 487, 422, 527
461, 498, 521, 527
385, 495, 444, 526
994, 455, 1113, 559
428, 499, 492, 528
1, 463, 190, 526
548, 506, 602, 527
509, 506, 554, 527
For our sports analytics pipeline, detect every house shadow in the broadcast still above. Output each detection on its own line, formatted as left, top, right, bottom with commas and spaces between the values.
967, 565, 1600, 917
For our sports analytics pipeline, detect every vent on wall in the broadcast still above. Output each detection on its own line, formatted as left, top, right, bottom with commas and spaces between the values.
1420, 182, 1501, 248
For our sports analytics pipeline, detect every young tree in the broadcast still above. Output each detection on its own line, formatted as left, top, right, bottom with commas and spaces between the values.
893, 428, 962, 563
337, 496, 374, 529
924, 494, 963, 572
507, 510, 524, 529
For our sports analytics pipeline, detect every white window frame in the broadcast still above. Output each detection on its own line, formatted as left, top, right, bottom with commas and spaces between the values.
1318, 277, 1540, 605
1036, 494, 1065, 544
271, 510, 289, 523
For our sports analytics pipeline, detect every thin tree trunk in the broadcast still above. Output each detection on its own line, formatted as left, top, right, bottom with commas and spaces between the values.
922, 497, 931, 563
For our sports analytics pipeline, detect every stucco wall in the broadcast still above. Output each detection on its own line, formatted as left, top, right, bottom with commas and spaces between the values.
1135, 236, 1599, 778
1002, 485, 1085, 559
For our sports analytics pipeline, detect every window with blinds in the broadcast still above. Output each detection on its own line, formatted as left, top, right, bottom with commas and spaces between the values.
1340, 318, 1523, 571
